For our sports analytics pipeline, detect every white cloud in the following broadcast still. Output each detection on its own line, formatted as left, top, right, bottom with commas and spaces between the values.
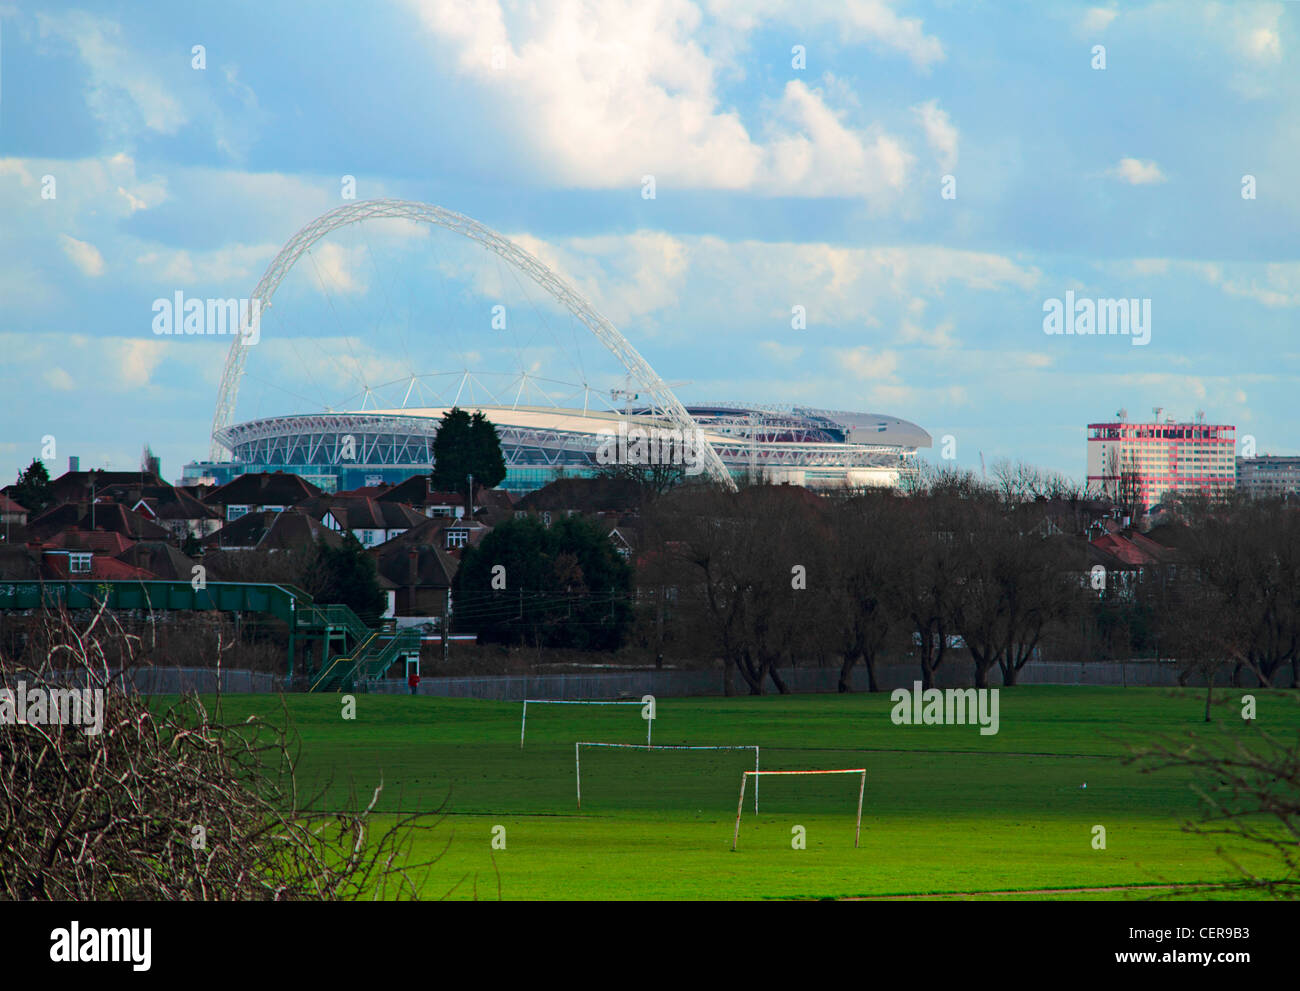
836, 345, 901, 380
298, 242, 368, 295
900, 316, 957, 348
1079, 7, 1117, 34
37, 11, 188, 138
495, 232, 1041, 337
758, 341, 804, 363
510, 230, 691, 326
403, 0, 929, 199
59, 234, 105, 277
1108, 258, 1300, 309
1130, 258, 1170, 276
43, 367, 76, 391
0, 159, 36, 186
1108, 158, 1166, 185
707, 0, 945, 68
135, 244, 277, 286
911, 99, 958, 172
1241, 25, 1281, 61
1217, 3, 1284, 62
117, 340, 165, 388
117, 186, 148, 212
761, 80, 912, 197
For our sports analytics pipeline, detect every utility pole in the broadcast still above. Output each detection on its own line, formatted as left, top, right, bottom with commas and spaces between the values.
442, 587, 450, 666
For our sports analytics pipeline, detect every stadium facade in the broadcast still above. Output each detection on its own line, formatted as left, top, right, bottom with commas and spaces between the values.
184, 403, 932, 494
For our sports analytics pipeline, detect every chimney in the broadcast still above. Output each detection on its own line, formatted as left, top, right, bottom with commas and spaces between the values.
69, 455, 80, 472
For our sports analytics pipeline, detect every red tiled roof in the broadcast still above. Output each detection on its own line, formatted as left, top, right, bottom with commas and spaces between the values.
1089, 533, 1159, 567
28, 502, 172, 541
42, 553, 156, 580
45, 529, 135, 554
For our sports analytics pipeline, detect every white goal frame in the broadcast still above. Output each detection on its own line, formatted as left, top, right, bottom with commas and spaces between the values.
731, 769, 867, 851
574, 742, 760, 812
520, 699, 651, 749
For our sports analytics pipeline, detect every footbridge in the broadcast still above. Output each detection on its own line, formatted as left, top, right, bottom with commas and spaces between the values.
0, 580, 419, 692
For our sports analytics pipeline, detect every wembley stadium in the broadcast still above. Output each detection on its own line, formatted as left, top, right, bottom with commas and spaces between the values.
185, 199, 931, 495
184, 402, 931, 494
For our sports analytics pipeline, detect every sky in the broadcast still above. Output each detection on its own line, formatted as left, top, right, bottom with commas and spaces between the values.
1, 0, 1297, 486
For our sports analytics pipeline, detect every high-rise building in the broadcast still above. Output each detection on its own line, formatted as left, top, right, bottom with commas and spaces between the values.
1236, 455, 1300, 499
1086, 408, 1235, 509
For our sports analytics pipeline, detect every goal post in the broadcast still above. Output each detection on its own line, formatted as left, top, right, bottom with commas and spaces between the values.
731, 769, 867, 851
574, 742, 760, 812
520, 699, 652, 748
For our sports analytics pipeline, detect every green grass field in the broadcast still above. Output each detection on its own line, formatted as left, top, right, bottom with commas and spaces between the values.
176, 686, 1299, 900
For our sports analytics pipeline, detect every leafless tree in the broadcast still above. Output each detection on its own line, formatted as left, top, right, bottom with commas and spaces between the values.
1131, 701, 1300, 898
826, 493, 899, 692
0, 604, 454, 901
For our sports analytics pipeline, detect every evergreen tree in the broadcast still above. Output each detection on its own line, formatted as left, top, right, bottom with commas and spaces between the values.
453, 514, 632, 650
305, 534, 386, 625
430, 407, 506, 494
468, 410, 507, 489
11, 459, 53, 516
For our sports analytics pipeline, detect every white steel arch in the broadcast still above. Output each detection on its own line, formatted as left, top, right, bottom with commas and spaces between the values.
210, 198, 735, 489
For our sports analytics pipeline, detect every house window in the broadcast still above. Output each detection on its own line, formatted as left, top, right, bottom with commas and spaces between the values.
542, 511, 552, 526
431, 506, 451, 517
70, 552, 92, 574
447, 529, 468, 549
227, 505, 248, 521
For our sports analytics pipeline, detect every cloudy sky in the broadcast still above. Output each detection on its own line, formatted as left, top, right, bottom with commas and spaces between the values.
1, 0, 1297, 485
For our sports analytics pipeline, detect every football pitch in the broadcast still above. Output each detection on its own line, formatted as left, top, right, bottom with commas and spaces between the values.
189, 686, 1298, 900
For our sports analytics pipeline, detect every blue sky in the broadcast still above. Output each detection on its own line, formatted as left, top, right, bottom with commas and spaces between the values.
2, 0, 1297, 485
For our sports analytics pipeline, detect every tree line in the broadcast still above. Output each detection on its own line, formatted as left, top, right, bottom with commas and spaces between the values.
617, 466, 1300, 695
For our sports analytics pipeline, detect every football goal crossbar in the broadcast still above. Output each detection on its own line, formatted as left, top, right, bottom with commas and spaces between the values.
731, 769, 867, 851
573, 742, 761, 811
520, 699, 651, 748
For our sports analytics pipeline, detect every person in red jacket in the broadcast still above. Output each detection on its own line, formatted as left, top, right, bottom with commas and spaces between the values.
407, 670, 420, 695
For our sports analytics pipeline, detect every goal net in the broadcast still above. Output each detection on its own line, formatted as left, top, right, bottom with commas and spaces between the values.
731, 769, 866, 850
520, 699, 652, 749
574, 742, 761, 812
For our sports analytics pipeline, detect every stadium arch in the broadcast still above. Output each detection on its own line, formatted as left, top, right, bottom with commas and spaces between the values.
209, 198, 737, 491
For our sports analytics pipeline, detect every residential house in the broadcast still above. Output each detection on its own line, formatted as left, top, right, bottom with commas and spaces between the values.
203, 471, 323, 523
203, 507, 344, 552
299, 495, 425, 547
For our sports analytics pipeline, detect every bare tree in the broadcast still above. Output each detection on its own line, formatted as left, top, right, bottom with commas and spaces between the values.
0, 604, 455, 901
826, 493, 899, 692
1131, 702, 1300, 898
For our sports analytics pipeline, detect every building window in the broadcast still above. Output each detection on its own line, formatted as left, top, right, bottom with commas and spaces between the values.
447, 529, 468, 549
227, 505, 248, 521
70, 552, 92, 574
